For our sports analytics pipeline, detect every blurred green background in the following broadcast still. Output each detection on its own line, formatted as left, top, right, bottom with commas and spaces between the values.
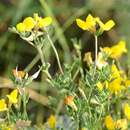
0, 0, 130, 124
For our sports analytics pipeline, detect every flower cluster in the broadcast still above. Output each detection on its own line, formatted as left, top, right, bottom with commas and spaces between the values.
0, 89, 18, 112
83, 40, 129, 95
76, 14, 115, 35
105, 115, 127, 130
102, 40, 127, 59
0, 90, 17, 129
16, 13, 52, 32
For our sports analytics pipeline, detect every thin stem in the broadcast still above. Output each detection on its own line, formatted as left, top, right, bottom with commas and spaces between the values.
37, 47, 52, 80
37, 47, 45, 65
22, 92, 28, 120
72, 68, 80, 81
94, 35, 98, 71
24, 55, 39, 72
7, 110, 10, 124
46, 33, 64, 74
39, 0, 71, 63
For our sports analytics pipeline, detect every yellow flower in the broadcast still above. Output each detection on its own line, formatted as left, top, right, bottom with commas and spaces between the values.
34, 13, 52, 28
108, 64, 124, 94
115, 119, 127, 130
7, 89, 18, 104
23, 17, 35, 31
96, 17, 115, 31
111, 64, 120, 79
102, 41, 127, 59
76, 14, 96, 33
101, 47, 112, 56
124, 103, 130, 120
47, 115, 56, 129
16, 22, 26, 32
37, 17, 52, 28
0, 99, 7, 112
64, 96, 77, 111
97, 82, 104, 91
109, 65, 125, 94
83, 52, 93, 65
110, 41, 127, 59
108, 78, 124, 94
76, 14, 115, 34
105, 115, 115, 130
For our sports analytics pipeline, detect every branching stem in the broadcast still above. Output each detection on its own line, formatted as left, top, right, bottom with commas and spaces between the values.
46, 32, 64, 74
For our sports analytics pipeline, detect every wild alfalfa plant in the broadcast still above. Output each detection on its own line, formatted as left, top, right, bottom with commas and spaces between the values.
0, 12, 130, 130
49, 14, 130, 130
0, 13, 56, 129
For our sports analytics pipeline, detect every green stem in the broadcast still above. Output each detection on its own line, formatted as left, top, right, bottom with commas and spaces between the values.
72, 68, 80, 81
7, 110, 10, 124
39, 0, 71, 63
94, 35, 98, 72
37, 46, 52, 79
24, 54, 39, 72
22, 91, 28, 120
46, 32, 64, 74
98, 104, 103, 121
37, 46, 45, 65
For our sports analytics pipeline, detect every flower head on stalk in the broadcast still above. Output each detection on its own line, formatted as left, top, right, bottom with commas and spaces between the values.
16, 13, 52, 33
76, 14, 115, 36
76, 14, 96, 33
76, 14, 115, 72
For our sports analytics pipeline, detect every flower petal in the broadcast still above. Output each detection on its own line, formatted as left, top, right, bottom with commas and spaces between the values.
39, 17, 52, 28
23, 17, 35, 31
16, 23, 26, 32
104, 20, 115, 31
76, 19, 88, 30
105, 115, 115, 130
0, 99, 7, 112
7, 89, 18, 104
